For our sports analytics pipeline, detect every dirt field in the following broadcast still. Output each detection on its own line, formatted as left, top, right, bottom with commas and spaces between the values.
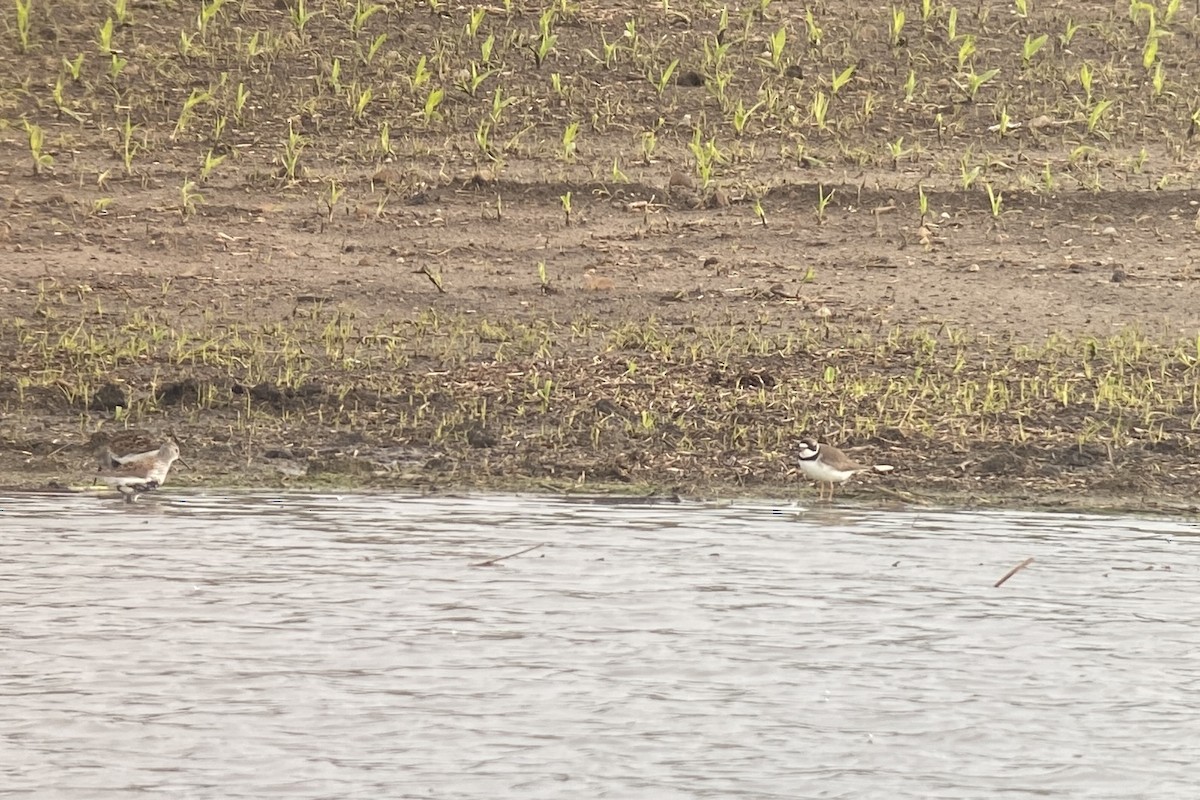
2, 0, 1199, 510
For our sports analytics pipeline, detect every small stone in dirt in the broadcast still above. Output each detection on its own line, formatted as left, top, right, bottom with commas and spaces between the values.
1101, 225, 1118, 238
156, 378, 202, 406
372, 167, 403, 185
1111, 268, 1128, 283
675, 70, 703, 87
245, 382, 283, 404
466, 427, 497, 448
89, 382, 128, 411
583, 274, 614, 291
668, 170, 695, 190
976, 451, 1028, 476
467, 170, 496, 187
708, 188, 730, 208
733, 372, 777, 390
593, 398, 628, 418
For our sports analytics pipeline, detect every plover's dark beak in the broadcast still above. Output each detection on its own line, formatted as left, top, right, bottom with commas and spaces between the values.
176, 458, 191, 470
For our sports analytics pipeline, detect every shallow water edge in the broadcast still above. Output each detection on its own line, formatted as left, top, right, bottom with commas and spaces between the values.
2, 477, 1197, 519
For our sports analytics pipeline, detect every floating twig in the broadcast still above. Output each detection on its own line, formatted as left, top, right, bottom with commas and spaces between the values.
994, 557, 1034, 588
471, 542, 545, 567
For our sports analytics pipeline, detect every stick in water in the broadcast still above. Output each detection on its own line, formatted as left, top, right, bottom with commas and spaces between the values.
994, 557, 1034, 588
471, 542, 546, 567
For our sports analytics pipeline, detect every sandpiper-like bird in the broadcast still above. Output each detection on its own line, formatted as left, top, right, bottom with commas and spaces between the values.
89, 429, 163, 470
796, 437, 893, 501
97, 440, 183, 502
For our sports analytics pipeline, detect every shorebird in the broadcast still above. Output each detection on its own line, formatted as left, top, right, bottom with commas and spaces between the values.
97, 440, 183, 503
89, 429, 162, 470
796, 437, 894, 501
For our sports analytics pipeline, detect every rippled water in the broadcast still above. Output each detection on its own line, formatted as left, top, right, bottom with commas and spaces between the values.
2, 492, 1199, 799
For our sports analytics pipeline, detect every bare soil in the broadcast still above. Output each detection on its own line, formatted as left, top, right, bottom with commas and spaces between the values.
2, 1, 1199, 511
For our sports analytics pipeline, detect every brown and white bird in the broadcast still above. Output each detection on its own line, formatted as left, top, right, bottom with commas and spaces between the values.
89, 429, 162, 470
97, 440, 183, 503
796, 437, 893, 501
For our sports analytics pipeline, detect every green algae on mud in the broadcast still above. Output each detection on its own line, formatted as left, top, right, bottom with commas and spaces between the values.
1, 283, 1198, 511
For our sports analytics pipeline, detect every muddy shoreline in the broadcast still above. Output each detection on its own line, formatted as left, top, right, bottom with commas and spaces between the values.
2, 1, 1198, 512
1, 273, 1197, 515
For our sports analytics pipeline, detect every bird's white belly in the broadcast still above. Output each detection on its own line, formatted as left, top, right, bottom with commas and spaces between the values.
99, 474, 152, 489
799, 459, 855, 483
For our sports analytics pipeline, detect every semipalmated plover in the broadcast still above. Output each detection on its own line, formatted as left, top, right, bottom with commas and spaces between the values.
97, 441, 183, 502
796, 437, 893, 501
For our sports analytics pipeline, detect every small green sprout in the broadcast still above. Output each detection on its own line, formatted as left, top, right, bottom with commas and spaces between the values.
23, 120, 54, 175
984, 182, 1002, 218
816, 184, 834, 222
888, 6, 905, 46
14, 0, 32, 51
